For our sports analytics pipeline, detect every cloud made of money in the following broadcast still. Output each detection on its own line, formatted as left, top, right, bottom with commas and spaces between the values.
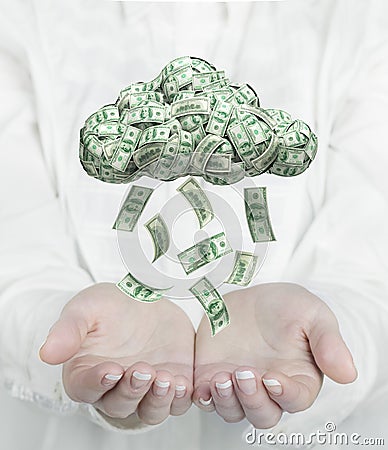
79, 56, 318, 185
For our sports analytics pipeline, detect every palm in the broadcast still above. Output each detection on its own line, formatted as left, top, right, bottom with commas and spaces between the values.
195, 283, 322, 386
40, 283, 196, 423
64, 284, 193, 375
193, 282, 357, 429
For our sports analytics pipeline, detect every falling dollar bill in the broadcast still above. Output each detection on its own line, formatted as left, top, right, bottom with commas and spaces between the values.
177, 177, 214, 228
178, 231, 232, 274
189, 277, 230, 336
244, 187, 276, 242
116, 271, 163, 302
144, 213, 170, 262
226, 251, 259, 286
113, 185, 153, 231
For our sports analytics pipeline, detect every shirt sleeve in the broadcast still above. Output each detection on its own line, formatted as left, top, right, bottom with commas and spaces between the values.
0, 4, 154, 434
270, 0, 388, 436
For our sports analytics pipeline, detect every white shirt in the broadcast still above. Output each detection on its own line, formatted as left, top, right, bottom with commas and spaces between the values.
1, 1, 388, 449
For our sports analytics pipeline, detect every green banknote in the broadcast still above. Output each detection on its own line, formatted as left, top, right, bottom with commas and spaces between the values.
177, 177, 214, 228
226, 251, 259, 286
116, 271, 163, 302
178, 231, 232, 274
244, 187, 276, 242
113, 185, 153, 231
144, 213, 170, 262
189, 277, 230, 336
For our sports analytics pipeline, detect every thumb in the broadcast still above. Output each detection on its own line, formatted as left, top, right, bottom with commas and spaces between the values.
39, 309, 89, 365
308, 304, 358, 384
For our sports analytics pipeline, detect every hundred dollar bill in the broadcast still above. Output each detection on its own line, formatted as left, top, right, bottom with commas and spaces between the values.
126, 103, 165, 125
226, 251, 259, 286
270, 159, 310, 177
171, 97, 210, 118
116, 271, 163, 303
97, 122, 126, 137
206, 100, 233, 137
190, 134, 224, 173
280, 130, 309, 148
84, 135, 104, 159
304, 132, 318, 161
204, 161, 245, 186
133, 142, 163, 168
138, 125, 170, 148
177, 177, 214, 228
227, 122, 257, 168
85, 105, 120, 132
192, 70, 226, 91
205, 153, 231, 173
250, 133, 279, 175
129, 91, 164, 108
113, 185, 153, 231
225, 84, 257, 106
178, 231, 232, 274
162, 56, 192, 79
244, 187, 276, 242
277, 147, 306, 166
145, 214, 170, 262
189, 277, 230, 336
110, 125, 142, 172
153, 134, 179, 180
191, 57, 215, 73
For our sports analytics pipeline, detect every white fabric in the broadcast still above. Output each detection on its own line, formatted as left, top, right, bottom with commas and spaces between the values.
1, 0, 388, 448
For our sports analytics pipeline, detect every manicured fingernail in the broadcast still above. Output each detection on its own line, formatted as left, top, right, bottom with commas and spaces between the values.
199, 396, 213, 406
131, 371, 152, 389
175, 385, 186, 398
235, 370, 257, 395
102, 373, 123, 386
263, 378, 282, 395
215, 379, 233, 398
153, 379, 170, 397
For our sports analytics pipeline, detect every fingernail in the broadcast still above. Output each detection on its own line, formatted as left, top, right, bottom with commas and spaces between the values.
235, 370, 257, 395
199, 396, 213, 406
175, 385, 186, 398
131, 371, 152, 389
263, 378, 282, 395
153, 379, 170, 397
215, 379, 233, 398
102, 373, 123, 386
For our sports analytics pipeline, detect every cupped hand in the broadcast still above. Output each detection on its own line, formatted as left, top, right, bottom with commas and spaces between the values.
39, 282, 195, 426
193, 282, 357, 428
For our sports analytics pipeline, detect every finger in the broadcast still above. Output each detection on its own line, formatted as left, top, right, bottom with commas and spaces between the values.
170, 375, 193, 417
309, 304, 358, 383
261, 370, 321, 413
39, 309, 89, 365
64, 361, 125, 404
209, 372, 245, 423
97, 362, 156, 419
233, 367, 282, 429
137, 370, 176, 425
192, 383, 216, 412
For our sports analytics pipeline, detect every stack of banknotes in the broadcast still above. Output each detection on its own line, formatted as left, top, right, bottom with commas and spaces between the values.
79, 56, 318, 186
